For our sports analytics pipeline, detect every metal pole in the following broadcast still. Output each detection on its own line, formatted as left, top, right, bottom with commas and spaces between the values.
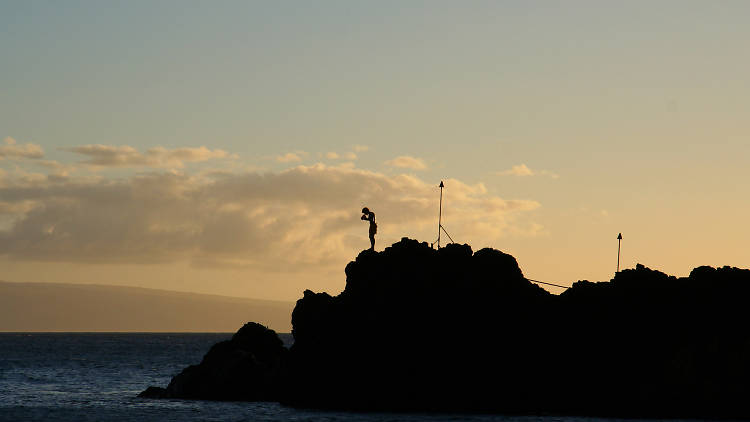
437, 181, 444, 248
616, 233, 622, 273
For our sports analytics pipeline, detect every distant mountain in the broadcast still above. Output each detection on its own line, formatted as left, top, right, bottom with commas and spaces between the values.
0, 281, 293, 332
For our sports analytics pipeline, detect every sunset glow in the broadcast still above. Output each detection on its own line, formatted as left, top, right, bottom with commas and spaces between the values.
2, 1, 749, 305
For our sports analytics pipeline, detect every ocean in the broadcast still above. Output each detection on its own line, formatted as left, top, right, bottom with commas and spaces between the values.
0, 333, 706, 422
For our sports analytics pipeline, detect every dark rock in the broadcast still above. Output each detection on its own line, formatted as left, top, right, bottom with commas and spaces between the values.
140, 238, 750, 418
139, 322, 286, 401
284, 238, 553, 411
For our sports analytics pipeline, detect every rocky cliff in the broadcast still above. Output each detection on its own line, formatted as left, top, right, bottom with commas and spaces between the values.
141, 238, 750, 418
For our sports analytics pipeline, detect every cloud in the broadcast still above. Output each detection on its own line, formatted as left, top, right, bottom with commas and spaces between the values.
35, 160, 67, 170
496, 164, 559, 179
0, 137, 44, 160
0, 200, 36, 215
385, 156, 427, 170
353, 145, 369, 152
0, 164, 540, 269
497, 164, 534, 176
323, 151, 357, 161
64, 144, 230, 168
276, 152, 304, 163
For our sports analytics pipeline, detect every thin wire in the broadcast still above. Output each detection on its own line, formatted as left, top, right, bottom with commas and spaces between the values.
525, 278, 570, 289
440, 225, 455, 243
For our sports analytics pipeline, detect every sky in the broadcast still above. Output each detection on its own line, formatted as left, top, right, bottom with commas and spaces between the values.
1, 0, 749, 301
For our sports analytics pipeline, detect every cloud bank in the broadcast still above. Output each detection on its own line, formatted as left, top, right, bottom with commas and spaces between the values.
0, 137, 44, 160
64, 145, 230, 168
0, 163, 540, 270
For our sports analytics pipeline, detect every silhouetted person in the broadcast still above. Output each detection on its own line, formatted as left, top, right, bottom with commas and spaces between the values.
361, 207, 377, 250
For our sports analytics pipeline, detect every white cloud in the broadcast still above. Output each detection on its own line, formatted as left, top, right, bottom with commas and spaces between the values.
385, 155, 427, 170
65, 144, 230, 168
0, 164, 540, 269
323, 151, 357, 161
0, 137, 44, 160
497, 164, 534, 176
276, 152, 304, 163
496, 164, 559, 179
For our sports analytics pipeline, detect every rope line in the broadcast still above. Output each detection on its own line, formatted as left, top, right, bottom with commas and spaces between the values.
440, 225, 455, 243
433, 225, 456, 246
526, 278, 570, 289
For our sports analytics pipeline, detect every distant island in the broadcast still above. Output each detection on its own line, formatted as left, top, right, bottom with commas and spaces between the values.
0, 282, 292, 332
140, 238, 750, 418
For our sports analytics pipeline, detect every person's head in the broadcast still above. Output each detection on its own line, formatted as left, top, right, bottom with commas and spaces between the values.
361, 207, 370, 215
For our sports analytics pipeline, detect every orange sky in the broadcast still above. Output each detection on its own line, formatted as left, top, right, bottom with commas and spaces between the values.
2, 1, 749, 301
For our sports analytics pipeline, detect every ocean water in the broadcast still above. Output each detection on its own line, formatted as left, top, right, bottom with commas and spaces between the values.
0, 333, 702, 422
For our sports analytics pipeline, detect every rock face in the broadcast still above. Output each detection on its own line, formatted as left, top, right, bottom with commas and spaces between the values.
139, 322, 286, 400
285, 238, 552, 411
555, 263, 750, 418
140, 238, 750, 418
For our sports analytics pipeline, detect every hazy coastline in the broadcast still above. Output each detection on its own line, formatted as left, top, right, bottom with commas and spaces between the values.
0, 281, 292, 332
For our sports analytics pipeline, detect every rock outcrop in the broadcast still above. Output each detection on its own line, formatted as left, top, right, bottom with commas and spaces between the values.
285, 239, 552, 411
140, 238, 750, 418
139, 322, 286, 400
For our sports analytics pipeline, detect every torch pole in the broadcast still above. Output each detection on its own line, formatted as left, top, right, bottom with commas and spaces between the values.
617, 233, 622, 273
437, 181, 444, 248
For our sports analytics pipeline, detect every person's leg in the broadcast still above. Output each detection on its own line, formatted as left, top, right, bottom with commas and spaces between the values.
369, 233, 375, 250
